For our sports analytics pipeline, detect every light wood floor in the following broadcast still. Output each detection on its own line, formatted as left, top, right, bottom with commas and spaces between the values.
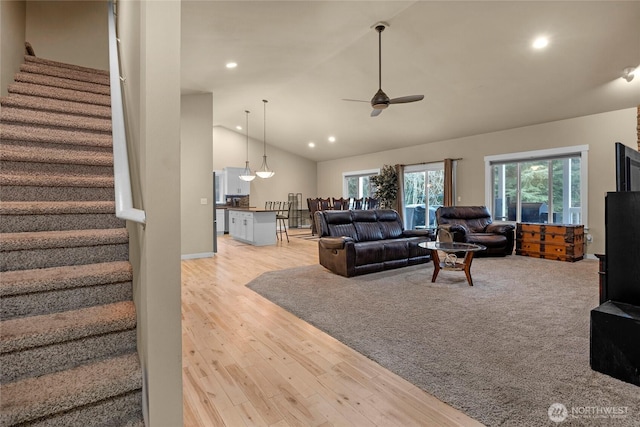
181, 228, 484, 427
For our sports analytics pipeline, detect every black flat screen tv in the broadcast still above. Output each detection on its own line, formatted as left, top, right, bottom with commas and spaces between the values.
615, 142, 640, 191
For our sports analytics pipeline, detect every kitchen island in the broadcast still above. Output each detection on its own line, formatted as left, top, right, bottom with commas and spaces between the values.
227, 208, 277, 246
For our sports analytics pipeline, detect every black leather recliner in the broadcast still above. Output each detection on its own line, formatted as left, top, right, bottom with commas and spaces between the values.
436, 206, 515, 256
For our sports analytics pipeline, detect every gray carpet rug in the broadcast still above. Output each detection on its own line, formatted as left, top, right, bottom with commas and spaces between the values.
247, 256, 640, 426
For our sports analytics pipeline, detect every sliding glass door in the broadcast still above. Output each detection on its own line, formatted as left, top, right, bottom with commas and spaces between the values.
491, 156, 581, 224
403, 163, 444, 229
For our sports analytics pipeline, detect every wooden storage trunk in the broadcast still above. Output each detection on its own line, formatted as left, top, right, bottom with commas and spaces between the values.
516, 223, 584, 262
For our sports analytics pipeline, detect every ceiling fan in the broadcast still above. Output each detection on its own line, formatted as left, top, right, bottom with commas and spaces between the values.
344, 22, 424, 117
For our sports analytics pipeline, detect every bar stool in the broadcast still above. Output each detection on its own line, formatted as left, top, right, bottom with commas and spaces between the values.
277, 201, 291, 242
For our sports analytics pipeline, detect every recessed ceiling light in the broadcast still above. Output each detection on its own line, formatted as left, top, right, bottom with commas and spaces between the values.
236, 125, 242, 130
328, 136, 336, 143
226, 62, 238, 69
308, 142, 315, 148
532, 36, 549, 50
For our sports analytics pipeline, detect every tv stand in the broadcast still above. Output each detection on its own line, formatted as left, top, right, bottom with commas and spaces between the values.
590, 191, 640, 386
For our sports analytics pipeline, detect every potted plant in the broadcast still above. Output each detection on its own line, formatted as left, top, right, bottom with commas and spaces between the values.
370, 164, 398, 209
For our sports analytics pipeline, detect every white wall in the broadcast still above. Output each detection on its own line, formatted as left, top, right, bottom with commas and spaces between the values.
213, 126, 317, 209
318, 108, 639, 255
118, 0, 183, 425
25, 0, 108, 70
181, 93, 214, 257
1, 0, 26, 97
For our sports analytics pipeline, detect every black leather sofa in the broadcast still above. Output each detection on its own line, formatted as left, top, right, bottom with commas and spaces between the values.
315, 209, 434, 277
435, 206, 515, 256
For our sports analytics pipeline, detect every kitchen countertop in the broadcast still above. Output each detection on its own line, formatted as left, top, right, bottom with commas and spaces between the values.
226, 207, 276, 212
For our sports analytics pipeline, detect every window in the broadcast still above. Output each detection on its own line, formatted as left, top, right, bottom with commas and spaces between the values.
403, 163, 445, 229
485, 145, 588, 225
343, 169, 379, 200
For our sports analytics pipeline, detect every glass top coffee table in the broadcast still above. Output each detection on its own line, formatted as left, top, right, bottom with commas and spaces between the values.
418, 241, 487, 286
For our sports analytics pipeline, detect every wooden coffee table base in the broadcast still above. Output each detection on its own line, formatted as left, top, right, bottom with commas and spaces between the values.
430, 249, 477, 286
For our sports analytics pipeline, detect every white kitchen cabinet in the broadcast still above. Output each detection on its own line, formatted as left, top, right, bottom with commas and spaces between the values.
228, 209, 276, 246
215, 209, 226, 235
224, 167, 250, 195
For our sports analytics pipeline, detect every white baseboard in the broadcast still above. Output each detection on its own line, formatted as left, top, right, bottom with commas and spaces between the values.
181, 252, 215, 260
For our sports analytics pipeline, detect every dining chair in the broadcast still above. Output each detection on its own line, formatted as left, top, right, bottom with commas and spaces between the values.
307, 198, 320, 235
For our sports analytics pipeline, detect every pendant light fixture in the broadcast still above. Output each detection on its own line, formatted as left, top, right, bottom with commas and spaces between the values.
239, 109, 255, 182
256, 99, 275, 178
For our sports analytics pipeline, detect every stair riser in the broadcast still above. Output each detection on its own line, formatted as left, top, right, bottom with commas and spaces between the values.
0, 186, 114, 202
1, 280, 132, 320
26, 390, 143, 427
1, 281, 132, 320
1, 138, 113, 155
1, 160, 113, 176
20, 63, 110, 86
1, 244, 129, 272
1, 123, 112, 148
9, 82, 111, 106
0, 176, 114, 190
0, 213, 124, 234
25, 56, 110, 78
1, 108, 112, 133
1, 329, 137, 383
1, 94, 112, 119
15, 72, 111, 96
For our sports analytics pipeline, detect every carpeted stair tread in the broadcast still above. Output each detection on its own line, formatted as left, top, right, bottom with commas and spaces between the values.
1, 106, 112, 132
0, 261, 131, 297
0, 201, 116, 216
20, 62, 110, 86
24, 54, 110, 77
0, 94, 112, 118
0, 353, 142, 426
0, 228, 128, 252
1, 327, 136, 382
15, 390, 144, 427
0, 171, 114, 188
0, 144, 113, 166
8, 82, 111, 106
0, 122, 112, 147
15, 72, 110, 96
0, 201, 121, 233
0, 300, 136, 354
0, 185, 115, 203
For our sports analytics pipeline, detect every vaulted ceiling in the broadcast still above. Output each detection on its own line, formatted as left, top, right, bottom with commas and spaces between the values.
181, 1, 640, 162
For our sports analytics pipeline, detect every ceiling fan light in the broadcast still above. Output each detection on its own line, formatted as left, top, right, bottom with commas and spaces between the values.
622, 66, 637, 82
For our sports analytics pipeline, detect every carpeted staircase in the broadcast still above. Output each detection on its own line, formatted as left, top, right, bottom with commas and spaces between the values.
0, 55, 144, 426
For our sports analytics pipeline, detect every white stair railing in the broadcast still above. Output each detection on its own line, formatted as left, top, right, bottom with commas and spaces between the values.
108, 0, 146, 225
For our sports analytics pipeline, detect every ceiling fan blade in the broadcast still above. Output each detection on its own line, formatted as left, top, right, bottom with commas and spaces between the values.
371, 109, 383, 117
389, 95, 424, 104
342, 98, 370, 103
